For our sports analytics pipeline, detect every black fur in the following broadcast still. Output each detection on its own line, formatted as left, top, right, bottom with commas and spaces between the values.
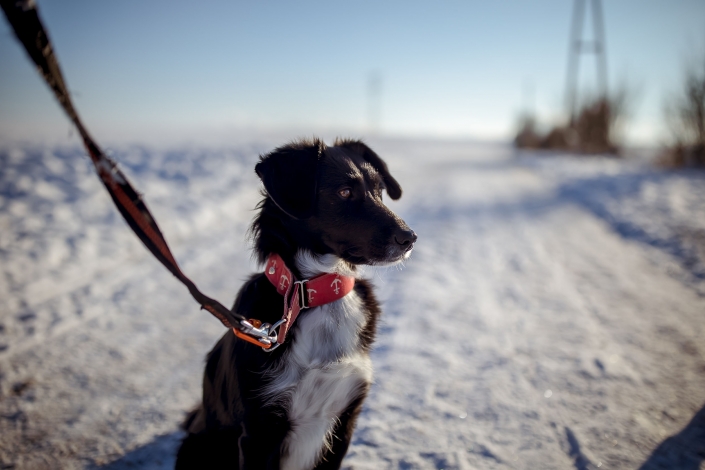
176, 139, 415, 469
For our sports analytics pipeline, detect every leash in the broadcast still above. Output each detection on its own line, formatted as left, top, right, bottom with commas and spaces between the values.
1, 0, 252, 336
1, 0, 357, 351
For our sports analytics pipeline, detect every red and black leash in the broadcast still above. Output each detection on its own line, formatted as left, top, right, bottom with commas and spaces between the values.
1, 0, 247, 332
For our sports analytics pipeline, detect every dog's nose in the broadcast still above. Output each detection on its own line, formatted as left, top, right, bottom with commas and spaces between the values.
394, 229, 417, 248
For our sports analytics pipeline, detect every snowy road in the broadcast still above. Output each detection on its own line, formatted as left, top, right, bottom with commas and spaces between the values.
1, 139, 704, 469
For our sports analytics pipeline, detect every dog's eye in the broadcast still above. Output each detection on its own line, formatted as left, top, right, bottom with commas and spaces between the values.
338, 188, 352, 199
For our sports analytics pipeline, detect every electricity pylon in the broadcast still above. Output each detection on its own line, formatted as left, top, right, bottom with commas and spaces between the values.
565, 0, 608, 124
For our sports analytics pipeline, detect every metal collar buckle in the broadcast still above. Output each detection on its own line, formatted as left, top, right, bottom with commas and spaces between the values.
294, 279, 310, 309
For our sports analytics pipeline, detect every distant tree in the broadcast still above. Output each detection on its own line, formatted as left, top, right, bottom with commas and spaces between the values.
662, 53, 705, 167
514, 114, 542, 149
573, 87, 630, 154
513, 87, 630, 155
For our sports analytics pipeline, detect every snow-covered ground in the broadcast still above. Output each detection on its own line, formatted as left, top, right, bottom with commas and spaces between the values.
1, 138, 704, 470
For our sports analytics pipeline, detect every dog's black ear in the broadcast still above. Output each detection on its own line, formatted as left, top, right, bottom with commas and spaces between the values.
334, 139, 402, 200
255, 140, 323, 219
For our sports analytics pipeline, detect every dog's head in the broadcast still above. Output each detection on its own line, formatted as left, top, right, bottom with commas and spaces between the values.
254, 138, 416, 266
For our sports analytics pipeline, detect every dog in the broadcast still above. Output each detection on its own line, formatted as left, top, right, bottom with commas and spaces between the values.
175, 138, 416, 469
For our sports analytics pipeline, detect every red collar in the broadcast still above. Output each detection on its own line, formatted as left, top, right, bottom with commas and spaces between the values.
233, 253, 355, 349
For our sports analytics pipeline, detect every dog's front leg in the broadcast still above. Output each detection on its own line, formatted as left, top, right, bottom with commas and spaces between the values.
238, 407, 289, 470
313, 395, 366, 470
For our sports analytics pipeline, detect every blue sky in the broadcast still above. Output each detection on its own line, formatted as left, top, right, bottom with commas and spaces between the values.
1, 0, 704, 146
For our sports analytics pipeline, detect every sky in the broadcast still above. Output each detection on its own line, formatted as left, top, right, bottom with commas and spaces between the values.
1, 0, 704, 147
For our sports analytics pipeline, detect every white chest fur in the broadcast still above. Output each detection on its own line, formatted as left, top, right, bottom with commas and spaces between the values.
263, 253, 373, 470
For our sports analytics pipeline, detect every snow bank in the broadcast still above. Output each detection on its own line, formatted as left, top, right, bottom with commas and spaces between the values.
1, 139, 703, 469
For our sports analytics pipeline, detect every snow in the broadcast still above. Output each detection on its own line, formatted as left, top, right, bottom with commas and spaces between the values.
1, 138, 704, 469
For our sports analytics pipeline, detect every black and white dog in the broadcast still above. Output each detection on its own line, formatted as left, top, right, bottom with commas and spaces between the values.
176, 138, 416, 470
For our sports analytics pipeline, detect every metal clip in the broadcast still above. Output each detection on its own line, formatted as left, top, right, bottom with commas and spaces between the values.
268, 318, 287, 336
238, 317, 288, 352
263, 338, 281, 352
262, 318, 287, 352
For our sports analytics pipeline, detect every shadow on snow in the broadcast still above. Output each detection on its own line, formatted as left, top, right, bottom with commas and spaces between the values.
406, 168, 705, 283
92, 432, 183, 470
639, 403, 705, 470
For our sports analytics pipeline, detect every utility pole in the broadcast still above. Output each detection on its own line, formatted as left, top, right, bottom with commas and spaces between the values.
565, 0, 608, 124
367, 71, 383, 134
